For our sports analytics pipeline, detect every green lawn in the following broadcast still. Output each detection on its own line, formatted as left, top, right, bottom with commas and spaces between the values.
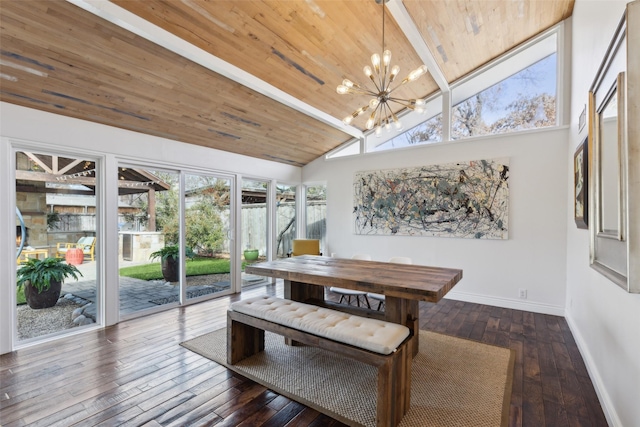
119, 257, 240, 281
17, 284, 26, 305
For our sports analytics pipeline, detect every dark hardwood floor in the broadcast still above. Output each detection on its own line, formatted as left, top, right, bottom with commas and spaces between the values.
1, 282, 608, 427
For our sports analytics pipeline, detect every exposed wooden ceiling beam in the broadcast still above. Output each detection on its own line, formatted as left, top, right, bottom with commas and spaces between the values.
361, 0, 451, 148
386, 0, 449, 93
66, 0, 364, 140
16, 185, 95, 196
16, 170, 161, 191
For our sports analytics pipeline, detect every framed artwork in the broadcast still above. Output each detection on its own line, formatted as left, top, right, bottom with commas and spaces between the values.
574, 137, 588, 229
587, 0, 639, 292
353, 158, 509, 239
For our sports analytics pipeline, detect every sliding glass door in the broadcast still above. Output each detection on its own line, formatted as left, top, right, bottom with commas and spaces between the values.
241, 179, 270, 287
184, 173, 233, 301
305, 184, 326, 253
15, 150, 100, 344
117, 167, 180, 317
118, 165, 235, 318
276, 184, 296, 258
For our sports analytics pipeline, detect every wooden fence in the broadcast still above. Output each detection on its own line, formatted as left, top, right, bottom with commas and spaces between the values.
54, 203, 327, 258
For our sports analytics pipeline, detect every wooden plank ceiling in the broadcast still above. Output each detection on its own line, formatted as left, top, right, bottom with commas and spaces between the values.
0, 0, 573, 166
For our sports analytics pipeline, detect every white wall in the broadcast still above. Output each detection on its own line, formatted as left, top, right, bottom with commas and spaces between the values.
566, 1, 640, 426
0, 102, 300, 355
304, 127, 570, 315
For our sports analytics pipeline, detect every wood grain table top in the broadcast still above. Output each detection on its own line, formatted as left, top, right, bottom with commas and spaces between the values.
245, 255, 463, 303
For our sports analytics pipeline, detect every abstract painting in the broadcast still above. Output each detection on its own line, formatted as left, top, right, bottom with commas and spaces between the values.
353, 159, 509, 239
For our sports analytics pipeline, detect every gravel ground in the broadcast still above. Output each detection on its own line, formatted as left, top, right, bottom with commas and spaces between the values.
17, 298, 83, 340
185, 273, 231, 286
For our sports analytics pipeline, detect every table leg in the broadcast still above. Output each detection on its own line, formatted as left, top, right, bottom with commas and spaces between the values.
283, 280, 325, 346
384, 297, 420, 358
284, 280, 325, 302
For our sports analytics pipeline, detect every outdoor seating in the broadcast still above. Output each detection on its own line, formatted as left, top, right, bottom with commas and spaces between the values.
56, 236, 96, 261
16, 248, 48, 265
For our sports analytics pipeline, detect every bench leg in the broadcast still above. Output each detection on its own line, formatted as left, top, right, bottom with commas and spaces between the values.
385, 297, 420, 358
376, 343, 412, 427
227, 315, 265, 364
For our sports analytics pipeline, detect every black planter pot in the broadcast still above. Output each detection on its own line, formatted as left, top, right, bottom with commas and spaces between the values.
161, 257, 180, 282
24, 280, 62, 309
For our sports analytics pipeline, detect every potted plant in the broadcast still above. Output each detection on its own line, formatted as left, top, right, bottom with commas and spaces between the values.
243, 248, 260, 261
150, 245, 194, 282
16, 257, 83, 309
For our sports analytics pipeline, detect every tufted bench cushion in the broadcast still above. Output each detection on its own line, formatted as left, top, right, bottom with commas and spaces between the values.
231, 295, 410, 355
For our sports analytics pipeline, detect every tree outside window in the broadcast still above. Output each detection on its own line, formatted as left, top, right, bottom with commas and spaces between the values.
452, 54, 557, 139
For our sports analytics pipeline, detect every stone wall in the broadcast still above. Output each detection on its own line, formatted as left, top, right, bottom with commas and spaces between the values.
16, 187, 47, 248
118, 232, 165, 263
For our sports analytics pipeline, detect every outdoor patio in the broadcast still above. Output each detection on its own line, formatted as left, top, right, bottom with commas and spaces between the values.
58, 261, 264, 319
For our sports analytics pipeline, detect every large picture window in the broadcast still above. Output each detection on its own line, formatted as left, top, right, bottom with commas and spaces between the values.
452, 53, 557, 139
276, 184, 296, 258
371, 113, 443, 152
330, 29, 561, 160
305, 184, 326, 251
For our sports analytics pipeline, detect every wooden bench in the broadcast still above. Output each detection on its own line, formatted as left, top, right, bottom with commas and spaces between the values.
227, 296, 412, 427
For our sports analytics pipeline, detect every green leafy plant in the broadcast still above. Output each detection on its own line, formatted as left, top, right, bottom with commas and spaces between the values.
16, 257, 82, 293
149, 245, 194, 261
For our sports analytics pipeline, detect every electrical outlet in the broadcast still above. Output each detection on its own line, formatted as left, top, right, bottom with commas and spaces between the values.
518, 289, 527, 299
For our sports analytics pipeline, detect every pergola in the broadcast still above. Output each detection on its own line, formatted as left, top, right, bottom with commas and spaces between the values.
16, 153, 171, 231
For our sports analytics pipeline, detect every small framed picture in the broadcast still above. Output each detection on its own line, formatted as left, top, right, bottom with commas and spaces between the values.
578, 104, 586, 132
574, 137, 588, 229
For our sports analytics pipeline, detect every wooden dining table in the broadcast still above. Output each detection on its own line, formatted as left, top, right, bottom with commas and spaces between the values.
245, 255, 463, 357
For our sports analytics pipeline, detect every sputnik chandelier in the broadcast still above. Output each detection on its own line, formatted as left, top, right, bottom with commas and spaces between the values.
336, 0, 429, 136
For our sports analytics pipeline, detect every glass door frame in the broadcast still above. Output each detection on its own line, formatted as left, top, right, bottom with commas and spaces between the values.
9, 140, 105, 349
116, 159, 238, 321
180, 170, 237, 303
116, 162, 182, 320
240, 176, 275, 288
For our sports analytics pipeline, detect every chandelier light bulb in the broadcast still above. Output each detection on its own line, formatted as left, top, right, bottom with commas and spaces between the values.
336, 1, 430, 134
389, 65, 400, 82
336, 85, 350, 95
366, 113, 376, 130
382, 50, 392, 67
407, 65, 428, 82
371, 53, 381, 73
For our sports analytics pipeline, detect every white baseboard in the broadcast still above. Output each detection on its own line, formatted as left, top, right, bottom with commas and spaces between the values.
444, 290, 566, 316
565, 313, 621, 427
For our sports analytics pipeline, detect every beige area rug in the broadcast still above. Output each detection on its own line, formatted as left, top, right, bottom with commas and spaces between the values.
181, 329, 514, 427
